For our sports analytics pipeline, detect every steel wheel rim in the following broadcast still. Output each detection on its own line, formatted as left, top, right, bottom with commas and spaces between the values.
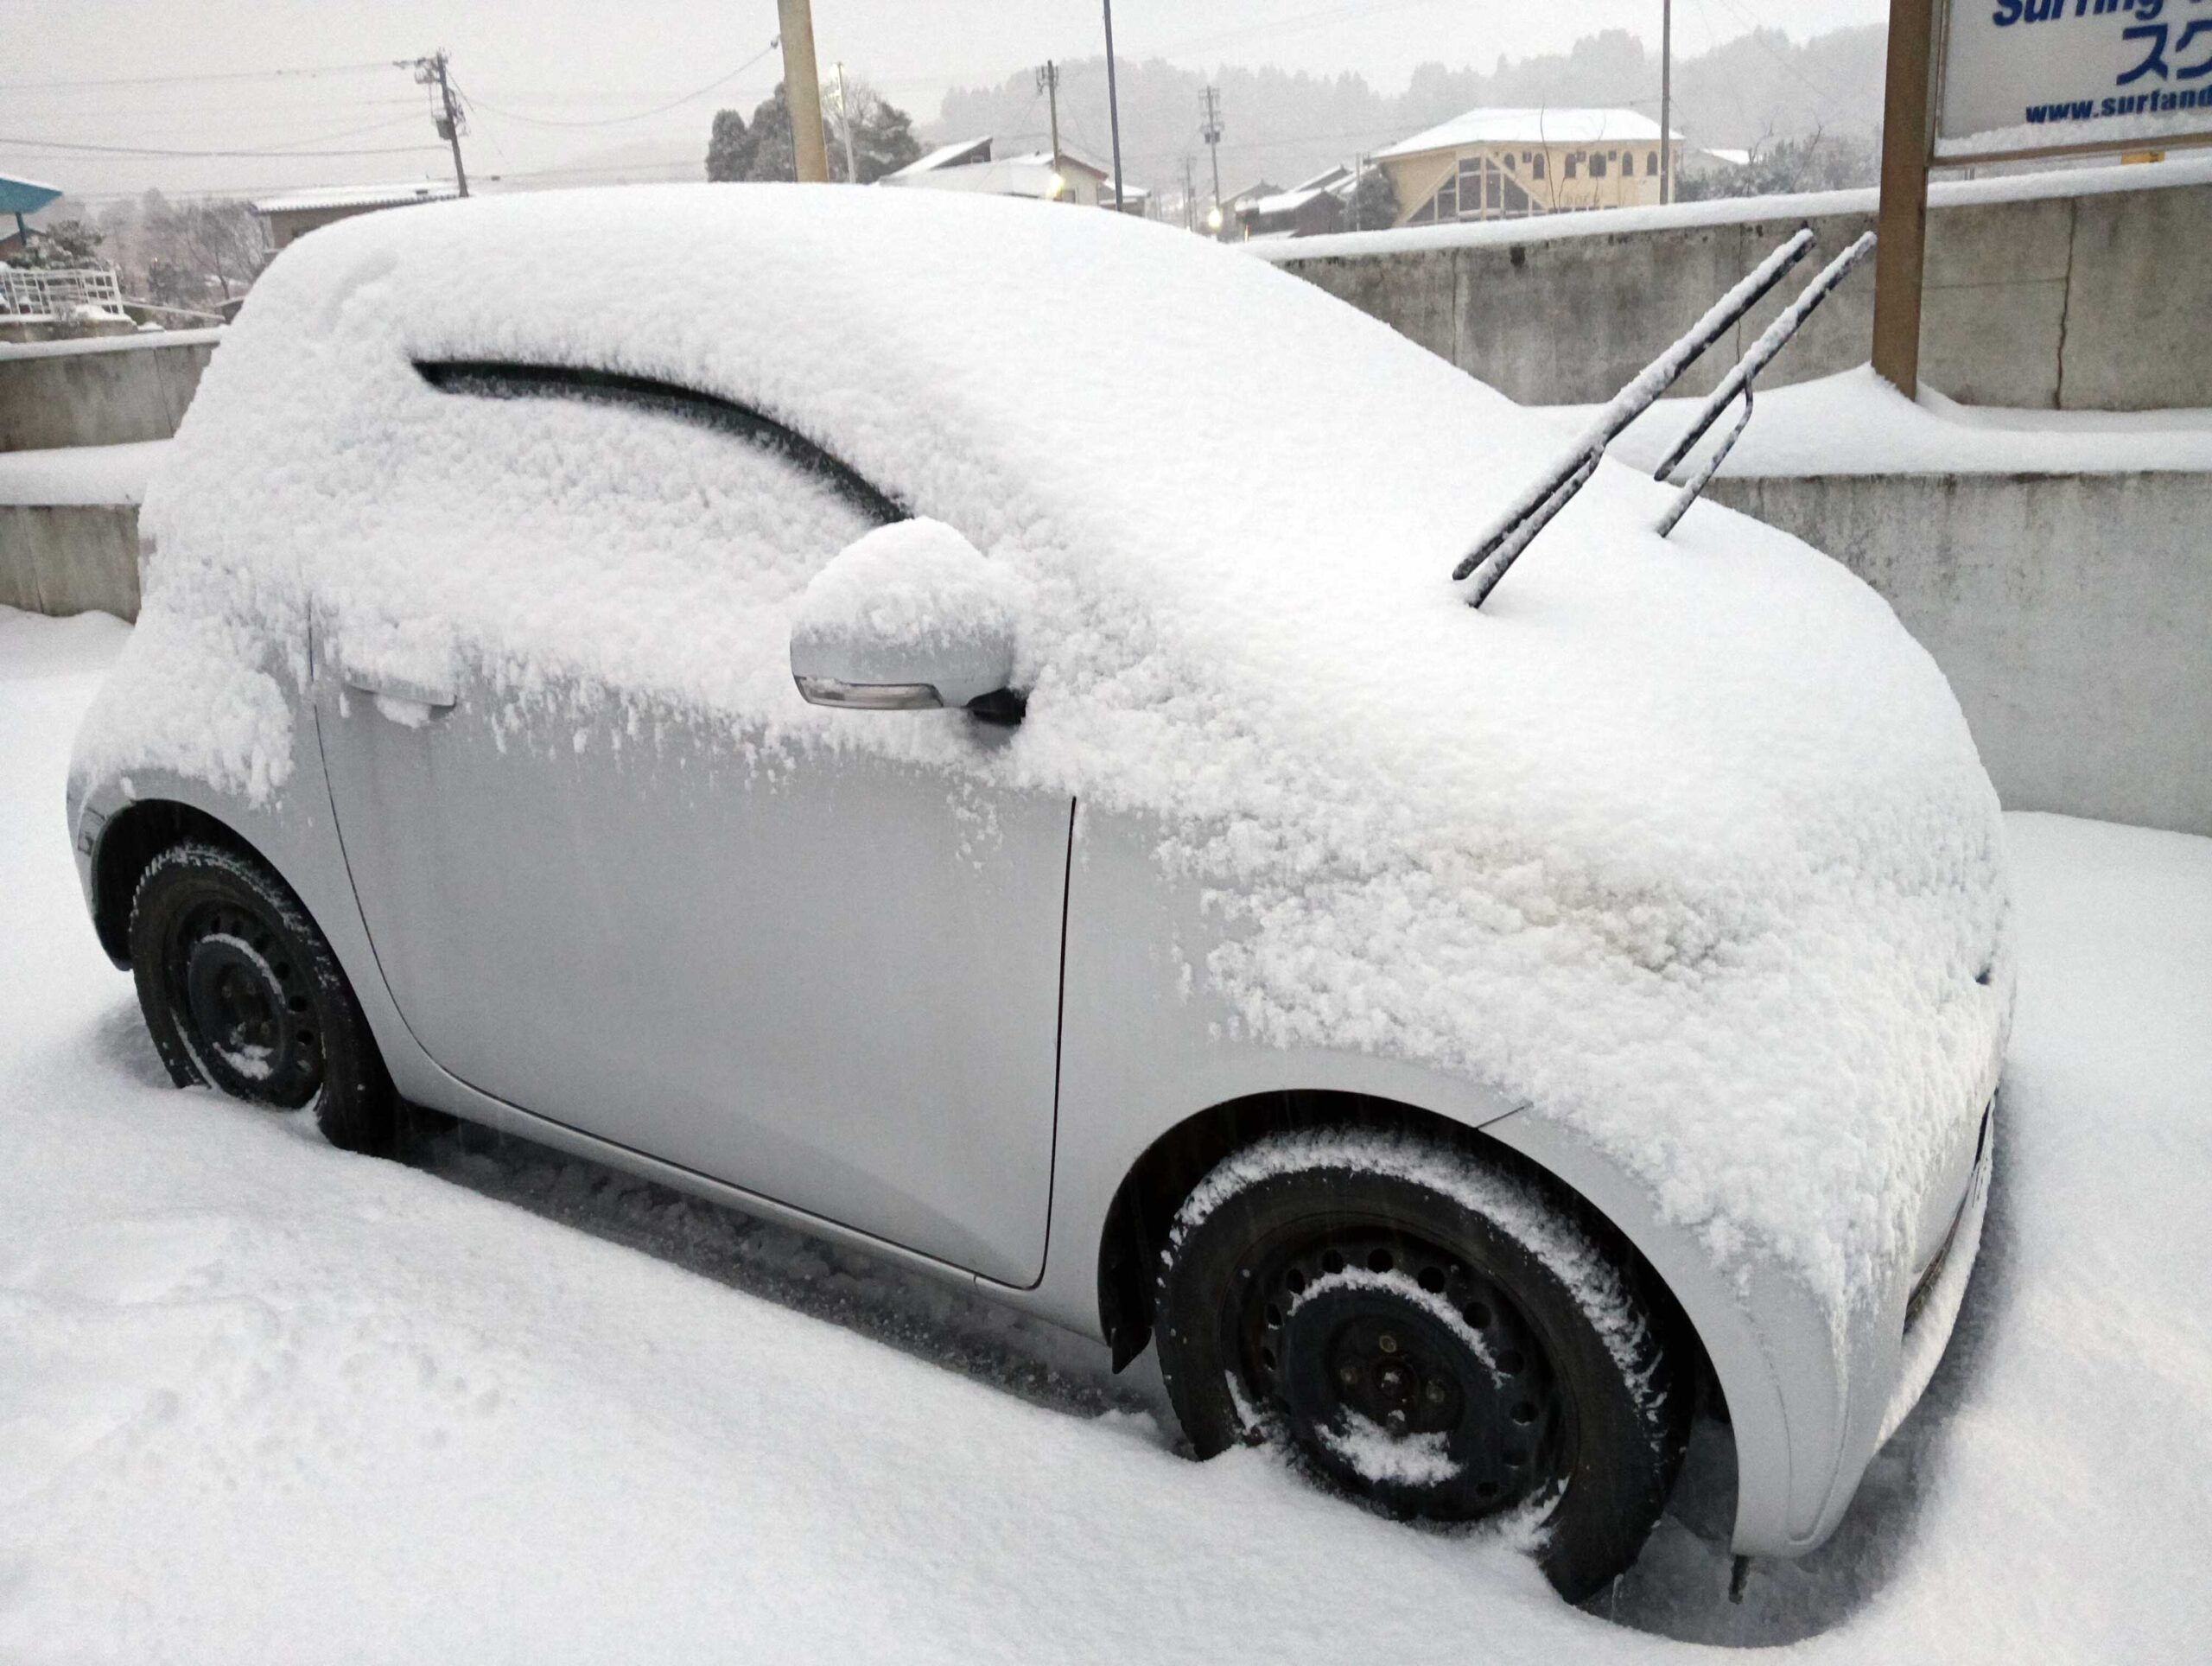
1236, 1220, 1570, 1520
166, 898, 322, 1106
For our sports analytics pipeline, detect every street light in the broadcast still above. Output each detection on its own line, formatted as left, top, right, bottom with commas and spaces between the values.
1205, 203, 1224, 233
1047, 171, 1068, 200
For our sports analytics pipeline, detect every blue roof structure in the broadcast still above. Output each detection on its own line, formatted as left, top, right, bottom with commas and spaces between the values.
1, 174, 65, 218
3, 172, 66, 245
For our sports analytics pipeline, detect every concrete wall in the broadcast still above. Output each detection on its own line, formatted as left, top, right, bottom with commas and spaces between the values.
1268, 165, 2212, 411
1708, 472, 2212, 837
0, 331, 220, 450
0, 505, 139, 620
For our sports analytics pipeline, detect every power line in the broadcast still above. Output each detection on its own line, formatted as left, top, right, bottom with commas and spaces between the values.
1147, 0, 1451, 60
0, 60, 392, 92
1698, 0, 1855, 112
464, 40, 779, 130
0, 135, 445, 160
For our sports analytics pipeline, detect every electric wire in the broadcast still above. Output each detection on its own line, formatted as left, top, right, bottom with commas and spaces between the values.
464, 41, 779, 130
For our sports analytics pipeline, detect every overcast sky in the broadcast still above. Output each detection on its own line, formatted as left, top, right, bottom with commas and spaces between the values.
9, 0, 1890, 204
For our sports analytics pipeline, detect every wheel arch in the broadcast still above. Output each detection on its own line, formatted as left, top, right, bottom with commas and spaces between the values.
1090, 1084, 1840, 1555
1095, 1089, 1710, 1403
89, 798, 270, 967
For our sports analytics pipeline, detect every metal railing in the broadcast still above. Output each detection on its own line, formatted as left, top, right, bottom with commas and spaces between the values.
0, 265, 128, 320
1453, 226, 1877, 608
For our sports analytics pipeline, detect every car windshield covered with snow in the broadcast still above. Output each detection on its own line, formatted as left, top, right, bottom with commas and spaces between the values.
68, 184, 2010, 1598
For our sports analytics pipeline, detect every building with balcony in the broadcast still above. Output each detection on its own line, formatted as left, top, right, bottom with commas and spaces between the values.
1373, 108, 1681, 226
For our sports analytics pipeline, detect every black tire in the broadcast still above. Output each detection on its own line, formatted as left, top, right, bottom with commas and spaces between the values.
129, 840, 397, 1155
1154, 1129, 1688, 1601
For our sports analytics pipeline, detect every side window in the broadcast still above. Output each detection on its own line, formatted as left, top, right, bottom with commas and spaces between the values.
416, 363, 902, 528
329, 362, 907, 711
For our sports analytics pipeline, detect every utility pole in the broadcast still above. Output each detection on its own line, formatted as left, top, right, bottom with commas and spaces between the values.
832, 60, 859, 182
1180, 155, 1197, 231
1103, 0, 1126, 212
1659, 0, 1673, 205
404, 50, 469, 197
1349, 152, 1365, 232
1037, 60, 1062, 179
777, 0, 830, 183
1200, 85, 1225, 237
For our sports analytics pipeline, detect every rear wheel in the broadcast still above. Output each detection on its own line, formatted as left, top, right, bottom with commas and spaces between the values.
129, 841, 397, 1154
1153, 1129, 1687, 1600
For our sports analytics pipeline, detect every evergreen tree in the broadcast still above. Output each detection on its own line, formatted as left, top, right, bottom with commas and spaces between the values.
1348, 165, 1398, 232
705, 108, 750, 182
704, 81, 922, 185
12, 219, 105, 270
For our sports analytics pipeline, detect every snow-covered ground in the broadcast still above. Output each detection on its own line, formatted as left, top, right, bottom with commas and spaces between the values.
3, 607, 2207, 1663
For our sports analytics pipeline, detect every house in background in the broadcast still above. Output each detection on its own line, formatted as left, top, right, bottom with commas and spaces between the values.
251, 181, 461, 251
878, 137, 1115, 207
1373, 108, 1681, 226
1235, 163, 1352, 240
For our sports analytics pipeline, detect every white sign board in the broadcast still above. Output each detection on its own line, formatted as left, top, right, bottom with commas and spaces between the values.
1938, 0, 2212, 161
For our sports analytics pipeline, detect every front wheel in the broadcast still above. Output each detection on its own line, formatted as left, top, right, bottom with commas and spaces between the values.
129, 840, 397, 1155
1153, 1129, 1688, 1600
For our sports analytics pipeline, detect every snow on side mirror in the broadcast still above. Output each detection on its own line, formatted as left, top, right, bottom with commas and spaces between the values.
790, 518, 1025, 722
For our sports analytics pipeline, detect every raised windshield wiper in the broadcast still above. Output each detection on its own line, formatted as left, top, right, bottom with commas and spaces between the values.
1454, 226, 1874, 610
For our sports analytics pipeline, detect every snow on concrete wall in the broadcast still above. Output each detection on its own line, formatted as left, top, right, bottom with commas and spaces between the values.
1262, 158, 2212, 412
1709, 469, 2212, 837
0, 329, 221, 451
0, 505, 138, 619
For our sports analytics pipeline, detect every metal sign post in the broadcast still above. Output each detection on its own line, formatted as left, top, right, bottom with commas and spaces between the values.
1872, 0, 2212, 394
1872, 0, 1938, 396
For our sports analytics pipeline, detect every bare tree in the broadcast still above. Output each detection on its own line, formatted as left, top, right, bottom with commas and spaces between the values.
138, 195, 270, 307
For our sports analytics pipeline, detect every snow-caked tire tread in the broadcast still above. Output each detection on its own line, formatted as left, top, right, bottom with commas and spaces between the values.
1152, 1127, 1688, 1601
128, 840, 397, 1155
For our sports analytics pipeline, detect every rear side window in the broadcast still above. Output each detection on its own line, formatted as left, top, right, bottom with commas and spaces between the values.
415, 361, 904, 528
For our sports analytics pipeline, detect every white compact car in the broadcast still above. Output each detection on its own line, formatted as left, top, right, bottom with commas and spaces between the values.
67, 186, 2010, 1599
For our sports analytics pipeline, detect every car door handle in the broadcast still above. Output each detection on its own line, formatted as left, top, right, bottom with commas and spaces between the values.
341, 667, 456, 714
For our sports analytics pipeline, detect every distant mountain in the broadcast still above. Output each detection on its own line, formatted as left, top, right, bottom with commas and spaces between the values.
933, 26, 1885, 201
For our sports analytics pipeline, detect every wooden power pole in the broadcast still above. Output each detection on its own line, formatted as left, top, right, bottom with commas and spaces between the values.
1659, 0, 1673, 206
777, 0, 830, 183
1103, 0, 1126, 211
404, 51, 469, 197
1037, 61, 1063, 180
1872, 0, 1938, 393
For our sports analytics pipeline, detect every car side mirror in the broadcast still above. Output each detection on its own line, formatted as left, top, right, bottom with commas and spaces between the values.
790, 518, 1026, 722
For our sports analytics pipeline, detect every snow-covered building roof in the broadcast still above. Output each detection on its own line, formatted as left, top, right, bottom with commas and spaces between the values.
881, 137, 994, 180
997, 149, 1109, 179
1376, 107, 1676, 161
880, 140, 1117, 206
1246, 163, 1357, 218
1243, 184, 1332, 219
251, 181, 461, 216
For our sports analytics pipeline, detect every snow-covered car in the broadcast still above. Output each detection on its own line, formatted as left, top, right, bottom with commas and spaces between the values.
66, 187, 2010, 1599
